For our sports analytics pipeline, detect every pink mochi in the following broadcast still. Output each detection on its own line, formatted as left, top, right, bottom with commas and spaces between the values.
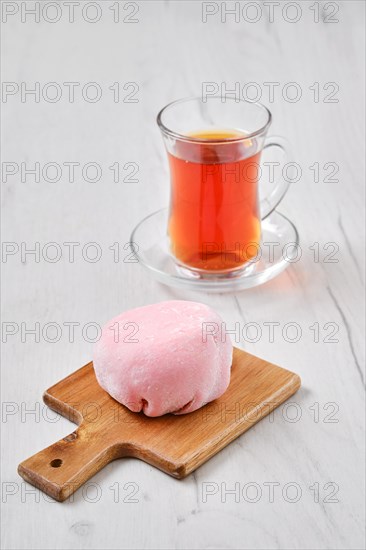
93, 300, 233, 417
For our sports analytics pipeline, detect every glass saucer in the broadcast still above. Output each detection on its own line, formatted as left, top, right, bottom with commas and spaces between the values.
130, 208, 299, 293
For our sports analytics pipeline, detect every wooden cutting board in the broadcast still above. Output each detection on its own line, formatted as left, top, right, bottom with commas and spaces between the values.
18, 348, 301, 502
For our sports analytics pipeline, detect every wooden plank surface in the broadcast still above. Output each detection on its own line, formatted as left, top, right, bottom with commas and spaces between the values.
1, 1, 365, 549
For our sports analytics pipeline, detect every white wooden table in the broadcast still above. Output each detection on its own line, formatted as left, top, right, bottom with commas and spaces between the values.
1, 1, 365, 548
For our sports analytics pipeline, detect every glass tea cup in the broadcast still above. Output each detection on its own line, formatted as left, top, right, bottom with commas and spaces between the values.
157, 96, 292, 276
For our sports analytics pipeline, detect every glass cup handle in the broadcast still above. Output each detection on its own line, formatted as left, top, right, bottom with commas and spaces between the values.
260, 135, 293, 220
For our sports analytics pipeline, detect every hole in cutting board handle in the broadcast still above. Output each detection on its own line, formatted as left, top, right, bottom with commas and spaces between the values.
50, 459, 63, 468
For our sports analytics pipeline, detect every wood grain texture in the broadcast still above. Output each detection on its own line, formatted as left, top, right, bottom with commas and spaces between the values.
2, 1, 365, 548
18, 348, 300, 501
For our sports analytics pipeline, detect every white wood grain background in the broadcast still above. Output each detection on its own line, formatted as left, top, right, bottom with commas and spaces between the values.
1, 1, 365, 549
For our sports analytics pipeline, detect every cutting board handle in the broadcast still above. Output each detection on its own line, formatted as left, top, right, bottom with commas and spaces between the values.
17, 424, 123, 502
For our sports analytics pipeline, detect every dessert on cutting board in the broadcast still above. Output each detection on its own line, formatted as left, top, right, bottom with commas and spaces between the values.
93, 300, 233, 417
